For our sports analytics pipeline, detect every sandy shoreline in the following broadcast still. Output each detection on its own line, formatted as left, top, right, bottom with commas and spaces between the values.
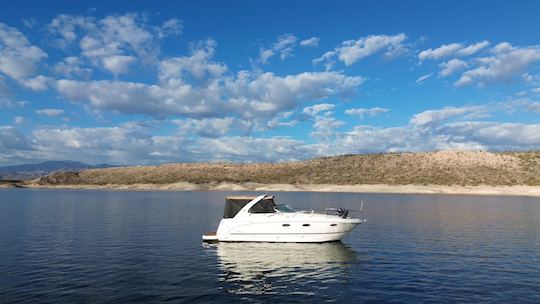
18, 182, 540, 197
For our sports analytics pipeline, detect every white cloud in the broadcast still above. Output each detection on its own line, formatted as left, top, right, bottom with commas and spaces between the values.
159, 39, 227, 80
47, 14, 96, 48
27, 122, 185, 164
54, 56, 92, 79
267, 111, 298, 128
455, 43, 540, 87
484, 99, 540, 115
0, 76, 10, 96
314, 33, 407, 67
345, 107, 389, 118
223, 71, 362, 118
439, 59, 469, 77
457, 41, 491, 56
259, 34, 299, 63
2, 100, 540, 165
415, 73, 433, 84
530, 103, 540, 113
48, 13, 181, 76
420, 43, 463, 61
335, 125, 429, 153
102, 55, 137, 76
55, 69, 362, 119
275, 34, 298, 60
439, 121, 540, 150
0, 22, 47, 80
259, 49, 274, 64
55, 79, 189, 117
0, 126, 32, 152
79, 14, 151, 73
149, 41, 363, 120
533, 87, 540, 94
157, 18, 183, 38
28, 122, 317, 164
32, 127, 143, 163
416, 41, 540, 87
410, 105, 488, 127
14, 116, 24, 125
302, 103, 335, 116
5, 18, 540, 165
312, 50, 337, 70
172, 117, 236, 138
311, 115, 344, 140
300, 37, 320, 47
0, 98, 28, 109
4, 122, 312, 164
22, 18, 38, 29
524, 73, 540, 84
331, 103, 540, 154
36, 108, 65, 117
19, 75, 50, 91
302, 104, 348, 141
192, 136, 317, 162
419, 40, 489, 61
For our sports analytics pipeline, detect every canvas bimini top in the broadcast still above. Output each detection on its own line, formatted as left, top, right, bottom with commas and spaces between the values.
223, 195, 276, 218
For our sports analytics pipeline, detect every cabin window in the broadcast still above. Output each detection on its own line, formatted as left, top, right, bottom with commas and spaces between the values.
302, 224, 310, 227
330, 224, 338, 227
223, 196, 276, 218
275, 204, 296, 213
248, 199, 276, 214
282, 224, 290, 227
223, 198, 252, 218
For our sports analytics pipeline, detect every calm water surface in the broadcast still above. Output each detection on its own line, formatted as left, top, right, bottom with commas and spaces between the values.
1, 189, 539, 303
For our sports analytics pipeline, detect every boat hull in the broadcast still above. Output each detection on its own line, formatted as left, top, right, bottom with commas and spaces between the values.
217, 231, 353, 243
213, 214, 364, 243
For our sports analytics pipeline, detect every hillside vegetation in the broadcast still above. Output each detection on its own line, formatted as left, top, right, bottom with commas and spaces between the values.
37, 150, 540, 186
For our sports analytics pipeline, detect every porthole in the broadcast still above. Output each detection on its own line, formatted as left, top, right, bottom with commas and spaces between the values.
282, 224, 290, 227
330, 223, 338, 227
302, 224, 310, 227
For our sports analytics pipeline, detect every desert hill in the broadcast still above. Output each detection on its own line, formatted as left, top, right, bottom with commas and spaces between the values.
36, 150, 540, 187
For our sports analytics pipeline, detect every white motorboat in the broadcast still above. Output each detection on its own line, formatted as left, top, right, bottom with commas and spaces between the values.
202, 195, 365, 243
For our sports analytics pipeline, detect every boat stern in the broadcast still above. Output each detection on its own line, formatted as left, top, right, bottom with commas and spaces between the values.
202, 231, 218, 242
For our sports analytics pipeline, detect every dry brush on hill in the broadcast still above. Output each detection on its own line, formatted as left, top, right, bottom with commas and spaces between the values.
36, 150, 540, 186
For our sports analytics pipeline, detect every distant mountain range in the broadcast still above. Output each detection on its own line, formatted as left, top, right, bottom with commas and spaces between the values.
0, 161, 113, 181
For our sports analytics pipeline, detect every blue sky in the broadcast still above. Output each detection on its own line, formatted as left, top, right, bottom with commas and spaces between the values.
1, 0, 539, 165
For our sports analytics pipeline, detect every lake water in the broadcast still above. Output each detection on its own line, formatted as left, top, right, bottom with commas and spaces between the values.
1, 189, 539, 303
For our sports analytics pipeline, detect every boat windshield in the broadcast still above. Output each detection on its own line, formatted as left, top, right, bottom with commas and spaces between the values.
275, 204, 296, 213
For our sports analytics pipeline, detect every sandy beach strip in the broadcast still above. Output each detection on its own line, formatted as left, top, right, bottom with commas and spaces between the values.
21, 182, 540, 197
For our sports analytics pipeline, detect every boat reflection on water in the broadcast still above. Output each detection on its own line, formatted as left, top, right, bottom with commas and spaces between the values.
205, 242, 358, 295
